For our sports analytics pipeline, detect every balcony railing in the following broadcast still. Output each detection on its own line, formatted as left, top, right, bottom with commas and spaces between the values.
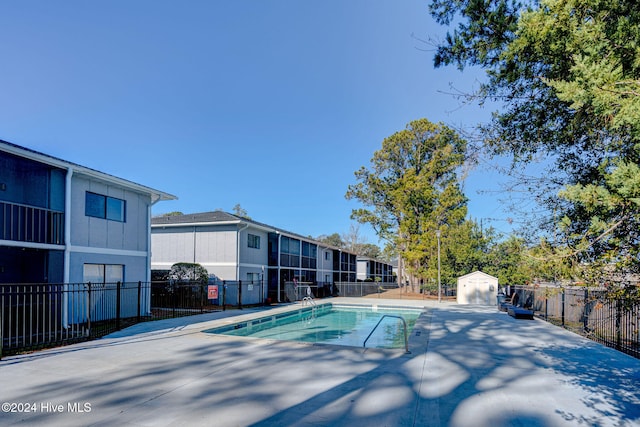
0, 201, 64, 245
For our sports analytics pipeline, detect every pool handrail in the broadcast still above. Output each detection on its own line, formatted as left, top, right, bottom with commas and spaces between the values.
363, 314, 410, 354
302, 296, 316, 306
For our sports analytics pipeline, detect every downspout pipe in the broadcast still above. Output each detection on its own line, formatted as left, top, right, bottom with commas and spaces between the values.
193, 225, 197, 263
63, 166, 73, 328
147, 194, 164, 284
63, 167, 73, 285
146, 194, 164, 316
236, 222, 249, 281
277, 232, 281, 302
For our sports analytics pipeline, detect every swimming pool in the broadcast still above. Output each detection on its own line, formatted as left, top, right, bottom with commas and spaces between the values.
204, 303, 424, 350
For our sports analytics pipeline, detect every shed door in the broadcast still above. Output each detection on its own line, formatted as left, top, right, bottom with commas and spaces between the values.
470, 277, 490, 305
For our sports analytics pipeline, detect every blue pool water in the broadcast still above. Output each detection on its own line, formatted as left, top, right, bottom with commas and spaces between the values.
204, 304, 423, 349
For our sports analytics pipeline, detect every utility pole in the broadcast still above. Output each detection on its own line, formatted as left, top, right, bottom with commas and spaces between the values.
436, 229, 441, 303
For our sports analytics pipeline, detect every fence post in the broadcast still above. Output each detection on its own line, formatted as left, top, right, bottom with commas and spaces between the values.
87, 282, 92, 337
200, 283, 204, 314
544, 289, 548, 321
616, 298, 622, 351
238, 280, 242, 310
172, 282, 177, 318
583, 288, 589, 331
116, 281, 122, 331
222, 280, 226, 311
532, 287, 536, 314
561, 288, 565, 327
137, 281, 142, 323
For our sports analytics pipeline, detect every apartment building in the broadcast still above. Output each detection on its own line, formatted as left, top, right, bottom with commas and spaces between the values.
0, 139, 175, 320
151, 211, 375, 302
356, 256, 395, 283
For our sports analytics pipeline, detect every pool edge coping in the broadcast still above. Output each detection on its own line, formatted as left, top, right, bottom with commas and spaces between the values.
198, 301, 431, 354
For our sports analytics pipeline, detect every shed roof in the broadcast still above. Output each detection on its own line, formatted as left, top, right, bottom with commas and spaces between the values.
458, 271, 498, 281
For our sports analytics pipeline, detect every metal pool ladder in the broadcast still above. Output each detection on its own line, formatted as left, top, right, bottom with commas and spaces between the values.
302, 285, 316, 306
302, 296, 316, 306
363, 315, 410, 354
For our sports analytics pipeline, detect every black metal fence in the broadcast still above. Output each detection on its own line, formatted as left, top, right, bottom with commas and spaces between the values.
335, 282, 413, 298
0, 281, 226, 358
279, 281, 337, 302
511, 285, 640, 358
1, 278, 455, 358
214, 280, 267, 308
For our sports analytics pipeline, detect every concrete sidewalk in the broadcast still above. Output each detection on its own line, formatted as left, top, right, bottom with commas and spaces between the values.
1, 298, 638, 426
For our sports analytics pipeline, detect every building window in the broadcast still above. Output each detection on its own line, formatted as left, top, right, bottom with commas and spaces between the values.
268, 232, 279, 266
247, 272, 260, 283
280, 236, 300, 267
86, 192, 126, 222
83, 263, 124, 284
248, 234, 260, 249
301, 241, 317, 269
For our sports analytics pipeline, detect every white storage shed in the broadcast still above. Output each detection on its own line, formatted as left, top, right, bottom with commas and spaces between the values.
457, 271, 499, 305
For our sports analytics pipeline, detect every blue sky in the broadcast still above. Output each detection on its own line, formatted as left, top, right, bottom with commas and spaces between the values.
0, 1, 514, 244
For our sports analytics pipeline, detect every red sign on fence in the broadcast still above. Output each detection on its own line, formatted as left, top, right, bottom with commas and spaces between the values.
208, 285, 219, 299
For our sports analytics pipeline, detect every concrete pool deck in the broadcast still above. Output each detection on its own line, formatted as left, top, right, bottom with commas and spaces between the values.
1, 298, 639, 426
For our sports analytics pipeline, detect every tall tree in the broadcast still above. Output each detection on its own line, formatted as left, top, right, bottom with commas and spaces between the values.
356, 243, 383, 259
317, 227, 383, 258
232, 204, 251, 219
341, 223, 366, 254
156, 211, 184, 217
316, 233, 345, 248
483, 235, 534, 286
429, 0, 640, 284
346, 118, 468, 291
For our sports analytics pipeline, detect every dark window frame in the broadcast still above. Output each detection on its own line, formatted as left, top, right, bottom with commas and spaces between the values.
248, 233, 260, 249
85, 192, 126, 222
